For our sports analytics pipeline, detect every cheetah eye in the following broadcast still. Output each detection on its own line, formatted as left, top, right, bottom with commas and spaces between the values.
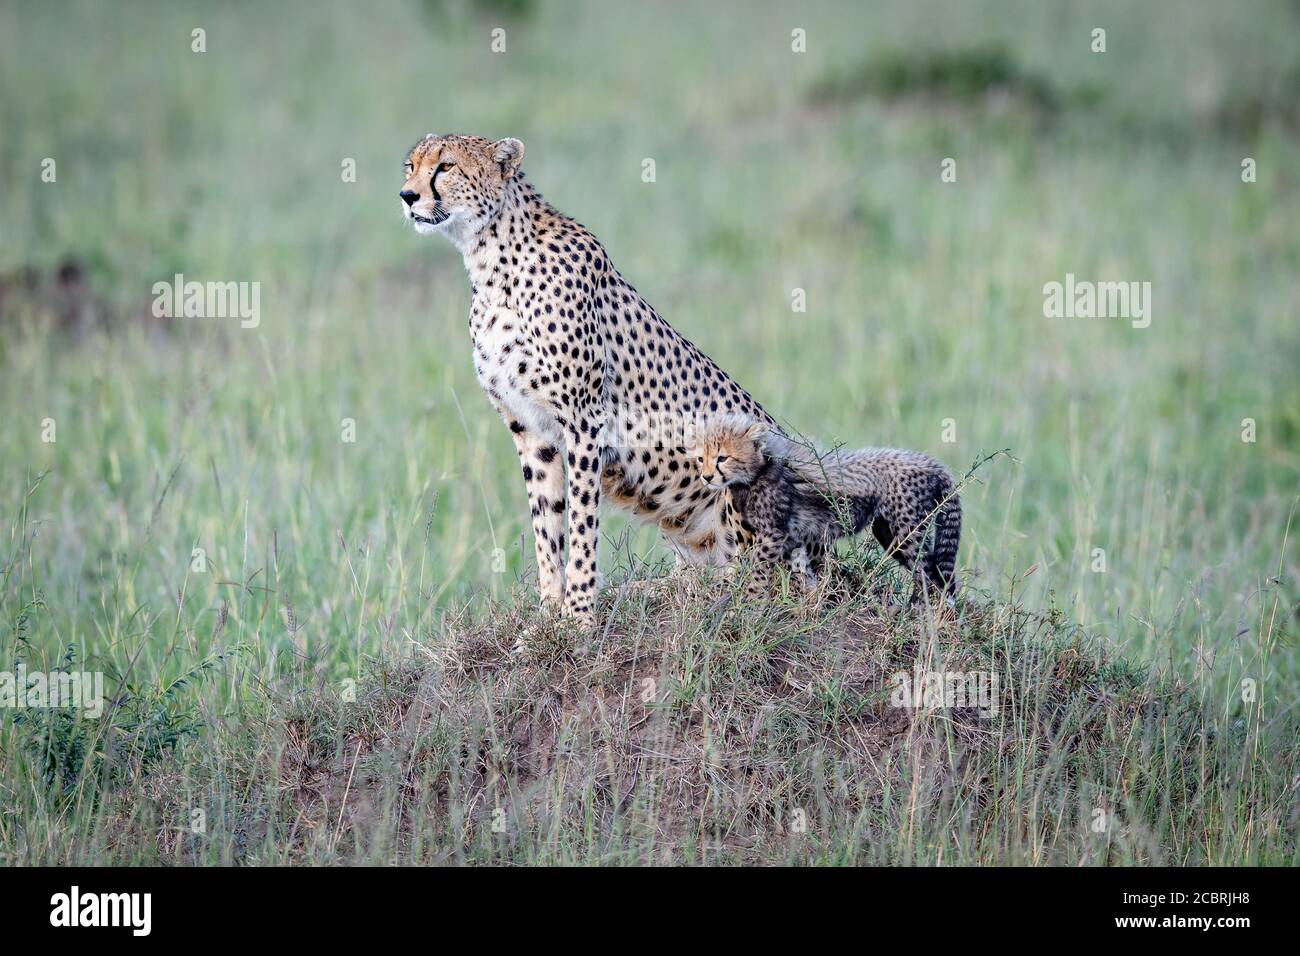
436, 162, 455, 174
403, 162, 413, 175
716, 455, 729, 464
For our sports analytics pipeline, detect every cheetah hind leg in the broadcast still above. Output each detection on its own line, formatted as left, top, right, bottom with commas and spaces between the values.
895, 526, 951, 612
877, 521, 930, 607
910, 562, 959, 616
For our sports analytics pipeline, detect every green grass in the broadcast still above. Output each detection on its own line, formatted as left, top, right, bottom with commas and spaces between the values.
2, 566, 1292, 865
1, 0, 1297, 864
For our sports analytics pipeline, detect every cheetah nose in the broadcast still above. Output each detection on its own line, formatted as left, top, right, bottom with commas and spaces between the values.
400, 189, 419, 207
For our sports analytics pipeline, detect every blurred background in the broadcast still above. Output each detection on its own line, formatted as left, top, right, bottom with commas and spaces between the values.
1, 0, 1296, 695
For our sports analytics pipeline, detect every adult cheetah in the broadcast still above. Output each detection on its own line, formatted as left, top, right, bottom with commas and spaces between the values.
400, 133, 774, 626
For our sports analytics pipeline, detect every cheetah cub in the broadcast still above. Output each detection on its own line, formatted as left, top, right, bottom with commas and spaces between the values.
688, 416, 811, 598
688, 415, 962, 599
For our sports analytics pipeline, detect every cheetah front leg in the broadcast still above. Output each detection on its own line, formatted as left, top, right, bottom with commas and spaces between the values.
743, 530, 784, 600
506, 419, 567, 608
560, 411, 604, 626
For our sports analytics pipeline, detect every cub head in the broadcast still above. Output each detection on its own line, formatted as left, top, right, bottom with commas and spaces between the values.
687, 415, 770, 489
399, 134, 525, 239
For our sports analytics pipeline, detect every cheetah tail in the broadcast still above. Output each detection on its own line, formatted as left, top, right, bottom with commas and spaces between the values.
925, 475, 962, 595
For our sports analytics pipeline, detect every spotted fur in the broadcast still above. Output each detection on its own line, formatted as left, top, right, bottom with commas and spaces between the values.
402, 134, 773, 625
690, 418, 962, 597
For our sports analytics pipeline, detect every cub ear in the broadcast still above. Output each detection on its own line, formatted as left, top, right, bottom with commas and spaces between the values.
757, 428, 794, 460
491, 137, 525, 178
744, 420, 772, 446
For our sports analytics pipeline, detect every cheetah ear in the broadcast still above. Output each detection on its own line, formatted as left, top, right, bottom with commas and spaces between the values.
744, 421, 772, 446
491, 137, 525, 178
757, 428, 793, 459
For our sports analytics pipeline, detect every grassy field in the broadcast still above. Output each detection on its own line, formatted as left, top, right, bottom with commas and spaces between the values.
0, 0, 1297, 864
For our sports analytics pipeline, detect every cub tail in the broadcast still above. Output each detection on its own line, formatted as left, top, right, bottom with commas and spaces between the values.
924, 471, 961, 595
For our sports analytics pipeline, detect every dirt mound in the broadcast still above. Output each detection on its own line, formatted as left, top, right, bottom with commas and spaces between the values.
102, 563, 1274, 864
276, 570, 1203, 861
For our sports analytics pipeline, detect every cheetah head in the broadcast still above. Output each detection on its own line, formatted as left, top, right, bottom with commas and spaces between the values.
400, 134, 525, 242
688, 415, 770, 489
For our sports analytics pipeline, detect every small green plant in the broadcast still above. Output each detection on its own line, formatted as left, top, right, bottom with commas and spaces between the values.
12, 644, 241, 798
